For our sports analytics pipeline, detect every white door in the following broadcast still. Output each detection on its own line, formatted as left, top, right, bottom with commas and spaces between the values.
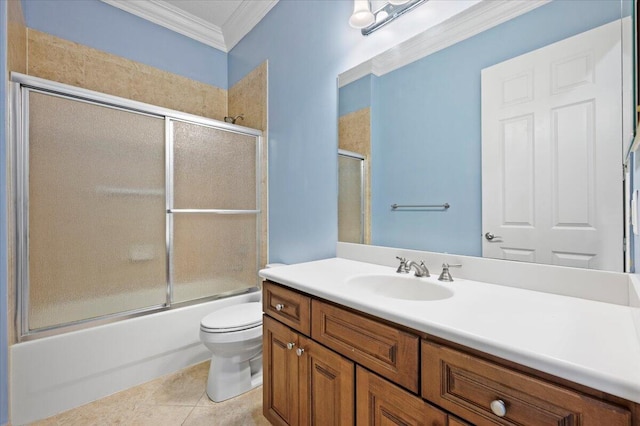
481, 19, 623, 271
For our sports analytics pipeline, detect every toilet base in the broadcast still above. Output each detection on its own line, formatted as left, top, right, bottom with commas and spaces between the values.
206, 353, 263, 402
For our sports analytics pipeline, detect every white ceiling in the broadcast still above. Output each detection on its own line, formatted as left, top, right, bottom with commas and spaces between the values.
100, 0, 279, 52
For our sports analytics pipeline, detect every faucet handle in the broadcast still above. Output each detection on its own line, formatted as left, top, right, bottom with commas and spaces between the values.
395, 256, 409, 273
438, 263, 461, 282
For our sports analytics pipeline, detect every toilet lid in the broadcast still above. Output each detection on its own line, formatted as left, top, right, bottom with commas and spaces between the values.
201, 302, 262, 332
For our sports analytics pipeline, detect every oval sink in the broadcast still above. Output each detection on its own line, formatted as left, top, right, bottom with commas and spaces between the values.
346, 274, 453, 301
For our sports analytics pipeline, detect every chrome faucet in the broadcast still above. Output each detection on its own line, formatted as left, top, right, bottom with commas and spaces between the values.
396, 257, 429, 277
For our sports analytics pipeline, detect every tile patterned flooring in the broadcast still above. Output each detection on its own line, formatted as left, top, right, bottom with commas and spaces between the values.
30, 361, 270, 426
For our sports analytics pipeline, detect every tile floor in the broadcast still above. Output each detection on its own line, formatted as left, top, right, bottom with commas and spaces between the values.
29, 361, 270, 426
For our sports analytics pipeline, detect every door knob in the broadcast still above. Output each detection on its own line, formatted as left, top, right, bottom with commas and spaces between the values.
484, 232, 501, 241
275, 303, 285, 311
296, 348, 305, 357
286, 342, 295, 350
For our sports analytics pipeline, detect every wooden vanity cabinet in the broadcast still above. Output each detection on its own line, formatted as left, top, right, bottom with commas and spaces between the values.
263, 281, 635, 426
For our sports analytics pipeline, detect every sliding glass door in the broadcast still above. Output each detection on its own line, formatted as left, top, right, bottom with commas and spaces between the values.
27, 91, 167, 330
170, 120, 260, 303
15, 77, 262, 338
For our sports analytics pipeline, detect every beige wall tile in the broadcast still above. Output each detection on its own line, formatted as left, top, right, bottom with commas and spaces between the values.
228, 61, 267, 132
339, 107, 371, 244
27, 30, 86, 87
7, 0, 26, 74
26, 29, 227, 121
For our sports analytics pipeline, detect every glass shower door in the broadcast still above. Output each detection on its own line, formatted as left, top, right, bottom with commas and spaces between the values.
26, 91, 167, 331
338, 152, 364, 244
170, 120, 260, 303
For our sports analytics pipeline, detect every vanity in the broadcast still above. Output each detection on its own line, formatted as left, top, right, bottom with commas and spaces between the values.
259, 250, 640, 425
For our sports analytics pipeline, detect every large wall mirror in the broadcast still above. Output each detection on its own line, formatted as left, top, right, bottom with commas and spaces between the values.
338, 0, 634, 272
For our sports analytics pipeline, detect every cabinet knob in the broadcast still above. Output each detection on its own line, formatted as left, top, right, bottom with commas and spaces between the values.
275, 303, 285, 311
490, 399, 507, 417
286, 342, 295, 350
296, 348, 305, 357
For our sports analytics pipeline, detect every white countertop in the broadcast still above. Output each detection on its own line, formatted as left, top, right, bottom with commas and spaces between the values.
259, 257, 640, 404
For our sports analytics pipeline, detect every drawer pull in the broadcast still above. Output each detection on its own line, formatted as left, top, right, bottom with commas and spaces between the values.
275, 303, 285, 311
490, 399, 507, 417
296, 348, 305, 357
286, 342, 295, 350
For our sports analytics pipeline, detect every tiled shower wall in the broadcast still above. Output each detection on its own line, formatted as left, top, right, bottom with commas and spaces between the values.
26, 29, 228, 122
6, 0, 269, 344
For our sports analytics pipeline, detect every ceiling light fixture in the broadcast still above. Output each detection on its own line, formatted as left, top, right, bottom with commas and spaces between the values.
350, 0, 427, 36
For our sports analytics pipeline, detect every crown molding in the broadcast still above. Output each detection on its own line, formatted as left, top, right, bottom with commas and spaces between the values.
338, 60, 374, 88
101, 0, 279, 52
223, 0, 279, 51
338, 0, 550, 87
101, 0, 226, 50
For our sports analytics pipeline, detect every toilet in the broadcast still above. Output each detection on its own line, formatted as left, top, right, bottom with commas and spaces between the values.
199, 301, 263, 402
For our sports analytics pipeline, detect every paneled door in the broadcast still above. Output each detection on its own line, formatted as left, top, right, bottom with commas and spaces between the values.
481, 19, 623, 271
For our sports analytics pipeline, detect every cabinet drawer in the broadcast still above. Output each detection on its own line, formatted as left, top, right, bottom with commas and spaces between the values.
421, 341, 631, 426
263, 281, 311, 336
312, 300, 419, 392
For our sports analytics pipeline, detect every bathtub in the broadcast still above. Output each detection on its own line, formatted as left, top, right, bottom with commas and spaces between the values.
9, 291, 260, 425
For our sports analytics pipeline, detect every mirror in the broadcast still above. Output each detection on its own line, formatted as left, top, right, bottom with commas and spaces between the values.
338, 0, 634, 272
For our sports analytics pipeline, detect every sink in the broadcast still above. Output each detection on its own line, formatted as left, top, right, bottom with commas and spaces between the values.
346, 274, 453, 301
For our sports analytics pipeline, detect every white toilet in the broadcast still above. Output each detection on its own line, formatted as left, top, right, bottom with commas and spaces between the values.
199, 301, 263, 402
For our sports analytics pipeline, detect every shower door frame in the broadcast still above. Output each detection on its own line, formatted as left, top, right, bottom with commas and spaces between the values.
11, 73, 263, 341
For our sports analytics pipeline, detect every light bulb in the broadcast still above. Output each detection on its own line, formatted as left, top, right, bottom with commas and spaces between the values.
349, 0, 375, 28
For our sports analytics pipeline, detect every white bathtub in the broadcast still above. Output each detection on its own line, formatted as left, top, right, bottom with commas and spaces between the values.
10, 291, 261, 425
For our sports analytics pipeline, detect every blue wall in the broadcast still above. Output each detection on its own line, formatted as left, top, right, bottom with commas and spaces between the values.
338, 1, 623, 254
22, 0, 228, 89
229, 0, 356, 264
339, 75, 373, 117
0, 2, 8, 424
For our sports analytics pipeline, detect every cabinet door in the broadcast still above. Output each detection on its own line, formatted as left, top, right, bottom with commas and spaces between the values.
356, 366, 447, 426
298, 336, 355, 425
264, 316, 299, 426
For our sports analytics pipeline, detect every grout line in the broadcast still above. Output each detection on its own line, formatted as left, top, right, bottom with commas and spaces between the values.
181, 404, 199, 426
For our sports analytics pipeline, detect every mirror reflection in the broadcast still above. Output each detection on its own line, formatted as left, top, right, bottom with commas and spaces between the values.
338, 0, 633, 272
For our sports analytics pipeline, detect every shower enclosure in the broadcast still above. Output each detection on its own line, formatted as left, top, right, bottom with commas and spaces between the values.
338, 150, 364, 244
12, 74, 262, 339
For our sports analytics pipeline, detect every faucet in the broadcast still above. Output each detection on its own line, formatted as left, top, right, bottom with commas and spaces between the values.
396, 257, 429, 277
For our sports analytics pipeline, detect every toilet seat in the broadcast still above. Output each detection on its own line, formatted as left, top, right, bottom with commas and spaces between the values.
200, 302, 262, 333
